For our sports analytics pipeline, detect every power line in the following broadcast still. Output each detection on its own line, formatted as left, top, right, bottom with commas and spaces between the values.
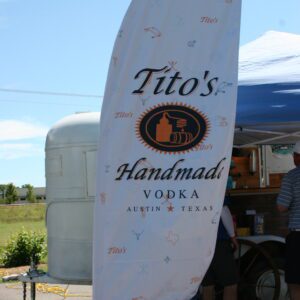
0, 88, 103, 99
0, 98, 100, 107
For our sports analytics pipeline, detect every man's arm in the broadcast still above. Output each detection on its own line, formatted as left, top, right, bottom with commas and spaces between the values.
221, 206, 239, 250
277, 173, 293, 212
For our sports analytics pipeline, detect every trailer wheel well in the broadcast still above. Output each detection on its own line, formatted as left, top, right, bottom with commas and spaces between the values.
256, 240, 285, 259
237, 239, 283, 300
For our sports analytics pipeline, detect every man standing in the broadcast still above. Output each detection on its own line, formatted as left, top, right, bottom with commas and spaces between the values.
277, 141, 300, 300
202, 195, 239, 300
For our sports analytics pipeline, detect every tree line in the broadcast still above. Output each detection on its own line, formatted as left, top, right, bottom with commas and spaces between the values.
0, 183, 36, 204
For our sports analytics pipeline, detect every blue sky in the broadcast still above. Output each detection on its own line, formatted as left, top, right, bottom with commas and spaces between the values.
1, 0, 300, 187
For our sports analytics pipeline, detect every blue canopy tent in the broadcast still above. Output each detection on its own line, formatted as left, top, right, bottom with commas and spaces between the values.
235, 31, 300, 146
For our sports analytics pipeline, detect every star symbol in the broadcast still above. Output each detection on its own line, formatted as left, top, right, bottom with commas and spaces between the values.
164, 256, 171, 264
167, 204, 174, 212
140, 208, 146, 218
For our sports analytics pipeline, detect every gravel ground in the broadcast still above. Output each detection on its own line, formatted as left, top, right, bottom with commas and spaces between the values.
0, 282, 92, 300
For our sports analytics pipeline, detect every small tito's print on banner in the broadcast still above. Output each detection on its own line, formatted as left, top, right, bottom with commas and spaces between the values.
93, 1, 242, 299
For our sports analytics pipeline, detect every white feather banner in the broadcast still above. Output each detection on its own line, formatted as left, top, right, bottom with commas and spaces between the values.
93, 1, 241, 299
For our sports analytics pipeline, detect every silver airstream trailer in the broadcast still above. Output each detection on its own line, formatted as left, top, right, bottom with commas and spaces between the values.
45, 112, 100, 282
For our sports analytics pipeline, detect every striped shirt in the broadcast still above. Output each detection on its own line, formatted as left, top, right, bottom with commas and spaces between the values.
277, 166, 300, 229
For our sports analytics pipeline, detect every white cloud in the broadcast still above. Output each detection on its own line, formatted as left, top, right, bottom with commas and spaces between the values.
0, 120, 48, 141
0, 143, 44, 159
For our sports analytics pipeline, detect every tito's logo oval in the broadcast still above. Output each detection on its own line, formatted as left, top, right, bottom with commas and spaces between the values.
136, 103, 210, 153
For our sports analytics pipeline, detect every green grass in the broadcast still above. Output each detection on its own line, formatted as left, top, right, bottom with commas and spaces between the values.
0, 204, 46, 248
0, 204, 45, 223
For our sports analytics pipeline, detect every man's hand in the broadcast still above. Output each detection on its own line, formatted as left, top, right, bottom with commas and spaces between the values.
277, 204, 288, 213
230, 236, 239, 252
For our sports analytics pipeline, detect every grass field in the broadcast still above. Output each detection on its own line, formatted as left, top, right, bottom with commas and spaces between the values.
0, 204, 46, 248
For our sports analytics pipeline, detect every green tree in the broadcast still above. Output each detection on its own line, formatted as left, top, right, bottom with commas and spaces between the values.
22, 184, 36, 203
5, 183, 18, 204
0, 184, 7, 199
